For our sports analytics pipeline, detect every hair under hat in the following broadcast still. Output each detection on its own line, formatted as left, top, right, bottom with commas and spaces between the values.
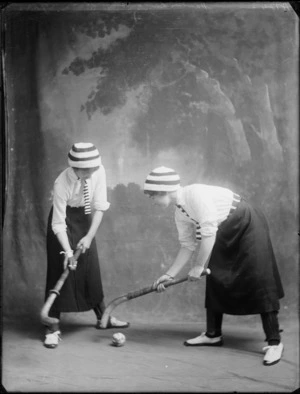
68, 142, 101, 168
144, 166, 180, 192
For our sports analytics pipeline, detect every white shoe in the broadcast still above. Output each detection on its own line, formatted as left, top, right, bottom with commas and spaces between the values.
44, 330, 61, 349
263, 343, 284, 366
184, 332, 223, 347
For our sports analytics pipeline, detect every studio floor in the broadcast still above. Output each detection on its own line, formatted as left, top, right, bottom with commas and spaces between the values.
2, 315, 299, 392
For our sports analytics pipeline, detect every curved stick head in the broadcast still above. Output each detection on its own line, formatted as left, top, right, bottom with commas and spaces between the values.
40, 313, 59, 327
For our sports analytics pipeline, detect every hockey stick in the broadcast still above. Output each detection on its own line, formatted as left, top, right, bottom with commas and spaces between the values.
40, 248, 82, 327
100, 268, 211, 328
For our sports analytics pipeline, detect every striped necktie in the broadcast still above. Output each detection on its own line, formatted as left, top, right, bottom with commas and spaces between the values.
83, 180, 91, 215
176, 204, 202, 240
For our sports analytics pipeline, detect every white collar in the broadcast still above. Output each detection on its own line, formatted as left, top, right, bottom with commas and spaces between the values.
176, 186, 186, 206
67, 167, 80, 182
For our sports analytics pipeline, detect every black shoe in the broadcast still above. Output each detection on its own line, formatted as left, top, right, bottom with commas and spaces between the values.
96, 316, 130, 329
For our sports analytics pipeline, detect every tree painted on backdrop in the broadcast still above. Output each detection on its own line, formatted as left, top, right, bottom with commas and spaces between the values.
62, 9, 295, 205
61, 9, 297, 294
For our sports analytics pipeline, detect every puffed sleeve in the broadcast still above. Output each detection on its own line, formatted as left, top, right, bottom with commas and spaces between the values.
189, 192, 218, 237
175, 209, 198, 251
92, 166, 110, 211
51, 180, 68, 235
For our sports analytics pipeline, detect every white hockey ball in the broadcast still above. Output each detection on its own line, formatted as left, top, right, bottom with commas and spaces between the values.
112, 332, 126, 347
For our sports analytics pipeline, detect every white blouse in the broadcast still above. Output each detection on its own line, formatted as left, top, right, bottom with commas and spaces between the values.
175, 185, 235, 251
51, 166, 110, 234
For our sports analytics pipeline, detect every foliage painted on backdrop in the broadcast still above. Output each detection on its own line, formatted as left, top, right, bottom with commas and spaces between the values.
3, 7, 297, 318
61, 9, 296, 209
60, 8, 298, 295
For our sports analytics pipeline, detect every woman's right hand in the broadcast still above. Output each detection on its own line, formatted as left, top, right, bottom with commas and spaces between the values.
67, 255, 78, 271
62, 250, 77, 270
152, 274, 174, 293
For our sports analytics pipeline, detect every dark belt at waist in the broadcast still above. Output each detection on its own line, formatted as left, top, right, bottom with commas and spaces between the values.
229, 193, 241, 215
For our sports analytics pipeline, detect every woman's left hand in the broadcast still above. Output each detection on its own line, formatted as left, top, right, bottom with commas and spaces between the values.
153, 274, 174, 293
188, 265, 204, 281
77, 235, 92, 253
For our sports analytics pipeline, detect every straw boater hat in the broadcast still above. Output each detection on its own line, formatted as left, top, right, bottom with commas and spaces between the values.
144, 166, 180, 192
68, 142, 101, 168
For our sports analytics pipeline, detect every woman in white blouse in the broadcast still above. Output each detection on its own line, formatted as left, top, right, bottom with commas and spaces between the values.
144, 166, 284, 366
44, 143, 129, 348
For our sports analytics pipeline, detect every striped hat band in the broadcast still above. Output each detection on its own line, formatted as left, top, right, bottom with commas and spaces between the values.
68, 142, 101, 168
144, 166, 180, 192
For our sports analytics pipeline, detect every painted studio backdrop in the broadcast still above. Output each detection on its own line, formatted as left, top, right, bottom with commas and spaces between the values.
2, 4, 298, 324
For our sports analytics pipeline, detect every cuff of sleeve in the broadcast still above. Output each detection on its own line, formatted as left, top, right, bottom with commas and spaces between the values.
52, 225, 67, 235
60, 249, 73, 258
94, 202, 110, 211
180, 242, 197, 252
200, 226, 218, 237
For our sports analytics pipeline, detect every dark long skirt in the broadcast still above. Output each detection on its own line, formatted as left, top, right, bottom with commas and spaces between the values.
45, 206, 104, 313
205, 199, 284, 315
